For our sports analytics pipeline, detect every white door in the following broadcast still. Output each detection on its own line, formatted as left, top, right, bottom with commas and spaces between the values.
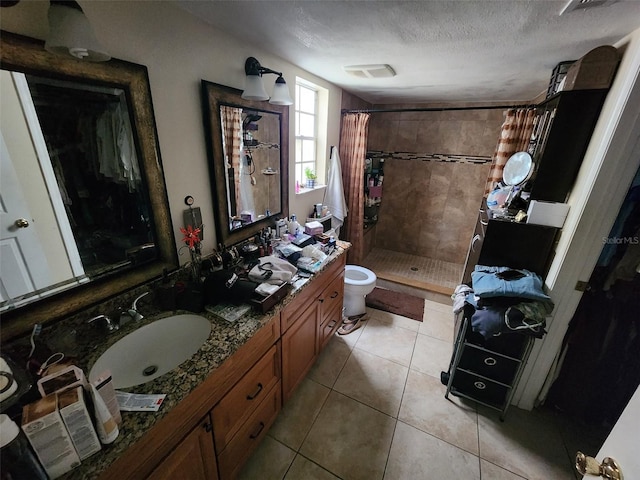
578, 385, 640, 479
0, 131, 52, 304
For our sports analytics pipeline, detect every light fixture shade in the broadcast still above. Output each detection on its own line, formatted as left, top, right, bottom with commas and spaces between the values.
45, 2, 110, 62
242, 74, 269, 101
269, 76, 293, 105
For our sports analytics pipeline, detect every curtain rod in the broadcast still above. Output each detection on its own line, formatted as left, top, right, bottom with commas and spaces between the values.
341, 104, 533, 114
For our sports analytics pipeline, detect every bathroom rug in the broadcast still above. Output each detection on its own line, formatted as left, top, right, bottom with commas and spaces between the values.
365, 287, 424, 322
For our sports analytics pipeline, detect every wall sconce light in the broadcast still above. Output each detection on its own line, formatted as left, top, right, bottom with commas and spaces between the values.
241, 57, 293, 106
45, 0, 111, 62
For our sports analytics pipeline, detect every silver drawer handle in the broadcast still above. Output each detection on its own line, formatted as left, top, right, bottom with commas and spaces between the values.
484, 357, 497, 366
480, 219, 488, 226
474, 381, 486, 390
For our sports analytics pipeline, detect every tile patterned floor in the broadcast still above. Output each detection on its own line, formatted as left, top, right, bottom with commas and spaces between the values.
362, 248, 463, 291
238, 302, 582, 480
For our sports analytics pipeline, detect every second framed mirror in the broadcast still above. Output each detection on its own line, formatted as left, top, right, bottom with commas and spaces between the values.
201, 81, 289, 247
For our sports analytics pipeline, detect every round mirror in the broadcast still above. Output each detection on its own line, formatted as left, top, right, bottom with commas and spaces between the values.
503, 151, 534, 186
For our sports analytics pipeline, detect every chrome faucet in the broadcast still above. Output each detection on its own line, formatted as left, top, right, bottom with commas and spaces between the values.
86, 314, 119, 333
127, 292, 149, 322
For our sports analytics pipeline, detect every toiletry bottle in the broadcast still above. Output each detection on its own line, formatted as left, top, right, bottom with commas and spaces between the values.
92, 371, 122, 425
0, 414, 48, 480
288, 215, 300, 236
90, 384, 119, 444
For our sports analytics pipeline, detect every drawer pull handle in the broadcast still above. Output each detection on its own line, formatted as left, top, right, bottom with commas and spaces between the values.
484, 357, 497, 366
480, 219, 488, 226
474, 381, 486, 390
246, 383, 263, 400
471, 234, 481, 252
330, 291, 339, 299
203, 422, 212, 432
249, 421, 265, 439
328, 321, 337, 329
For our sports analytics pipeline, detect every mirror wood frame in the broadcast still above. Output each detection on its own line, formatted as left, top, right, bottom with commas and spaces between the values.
201, 80, 289, 247
0, 32, 178, 342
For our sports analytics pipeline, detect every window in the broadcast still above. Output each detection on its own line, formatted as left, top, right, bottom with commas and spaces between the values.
295, 80, 319, 188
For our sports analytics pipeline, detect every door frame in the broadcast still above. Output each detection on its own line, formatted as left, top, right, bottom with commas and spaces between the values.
513, 27, 640, 409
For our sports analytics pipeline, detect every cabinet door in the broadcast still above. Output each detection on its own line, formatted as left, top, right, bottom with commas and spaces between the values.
282, 301, 319, 401
147, 415, 217, 480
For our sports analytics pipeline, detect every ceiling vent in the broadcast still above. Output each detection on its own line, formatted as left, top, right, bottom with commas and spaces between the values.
560, 0, 618, 15
343, 64, 396, 79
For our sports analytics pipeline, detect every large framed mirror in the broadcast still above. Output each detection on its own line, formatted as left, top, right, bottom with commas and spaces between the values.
0, 32, 177, 341
201, 81, 289, 247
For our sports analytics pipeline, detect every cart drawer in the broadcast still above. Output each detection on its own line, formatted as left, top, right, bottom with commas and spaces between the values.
451, 369, 509, 409
457, 345, 520, 385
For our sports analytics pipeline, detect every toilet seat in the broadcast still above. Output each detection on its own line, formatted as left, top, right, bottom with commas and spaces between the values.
345, 265, 376, 286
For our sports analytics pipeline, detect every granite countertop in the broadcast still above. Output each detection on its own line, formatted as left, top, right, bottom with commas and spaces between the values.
57, 245, 348, 479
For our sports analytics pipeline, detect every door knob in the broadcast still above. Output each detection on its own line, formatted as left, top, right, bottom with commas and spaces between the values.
575, 452, 623, 480
15, 218, 29, 228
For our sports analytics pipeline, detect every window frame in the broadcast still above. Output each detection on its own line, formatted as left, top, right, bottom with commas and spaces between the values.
295, 79, 320, 189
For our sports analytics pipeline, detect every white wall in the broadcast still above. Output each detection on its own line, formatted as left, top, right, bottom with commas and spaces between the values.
1, 1, 343, 260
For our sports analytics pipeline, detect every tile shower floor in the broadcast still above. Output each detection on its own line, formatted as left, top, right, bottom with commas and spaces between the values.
362, 248, 463, 293
238, 302, 587, 480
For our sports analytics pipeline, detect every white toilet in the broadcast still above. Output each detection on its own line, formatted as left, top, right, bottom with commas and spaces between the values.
343, 265, 377, 317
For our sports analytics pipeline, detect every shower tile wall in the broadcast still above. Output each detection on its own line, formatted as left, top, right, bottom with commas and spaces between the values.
368, 105, 505, 265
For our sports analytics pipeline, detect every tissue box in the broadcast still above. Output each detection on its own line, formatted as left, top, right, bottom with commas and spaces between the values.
58, 386, 102, 460
304, 221, 324, 235
526, 200, 570, 228
22, 394, 82, 478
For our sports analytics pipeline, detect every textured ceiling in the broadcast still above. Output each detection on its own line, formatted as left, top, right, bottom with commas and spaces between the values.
177, 0, 640, 104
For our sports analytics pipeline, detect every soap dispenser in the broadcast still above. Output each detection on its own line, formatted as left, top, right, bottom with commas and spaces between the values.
288, 215, 300, 236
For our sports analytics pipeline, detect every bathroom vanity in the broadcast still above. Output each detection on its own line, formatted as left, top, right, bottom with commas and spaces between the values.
55, 247, 347, 480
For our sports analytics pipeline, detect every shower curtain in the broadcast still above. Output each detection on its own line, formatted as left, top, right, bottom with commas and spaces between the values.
340, 112, 370, 264
221, 106, 244, 217
484, 108, 536, 195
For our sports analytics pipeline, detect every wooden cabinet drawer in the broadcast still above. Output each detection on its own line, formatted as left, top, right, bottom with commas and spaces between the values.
217, 382, 281, 480
450, 369, 509, 408
212, 344, 280, 451
319, 272, 344, 327
457, 345, 519, 385
318, 303, 342, 350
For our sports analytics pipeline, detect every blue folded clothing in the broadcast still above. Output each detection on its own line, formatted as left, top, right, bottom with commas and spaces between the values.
471, 265, 551, 301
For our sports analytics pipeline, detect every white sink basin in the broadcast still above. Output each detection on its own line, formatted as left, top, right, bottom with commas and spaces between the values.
89, 314, 212, 389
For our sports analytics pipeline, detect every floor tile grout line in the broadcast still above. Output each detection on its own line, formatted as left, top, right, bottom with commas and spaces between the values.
381, 416, 399, 480
292, 451, 346, 480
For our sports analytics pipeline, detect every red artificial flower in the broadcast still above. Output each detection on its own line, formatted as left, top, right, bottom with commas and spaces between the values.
180, 225, 201, 249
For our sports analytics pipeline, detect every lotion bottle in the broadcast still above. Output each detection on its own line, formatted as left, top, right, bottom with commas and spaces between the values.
90, 384, 119, 444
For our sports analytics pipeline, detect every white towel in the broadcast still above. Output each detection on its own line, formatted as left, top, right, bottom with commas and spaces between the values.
323, 147, 348, 236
